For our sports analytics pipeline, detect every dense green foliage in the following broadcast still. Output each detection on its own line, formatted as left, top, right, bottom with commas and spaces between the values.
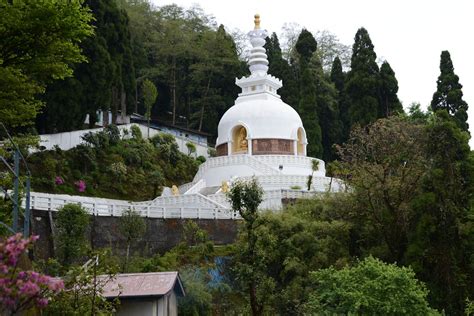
142, 78, 158, 136
55, 204, 91, 267
230, 194, 352, 315
345, 27, 380, 127
2, 1, 473, 315
335, 114, 474, 314
264, 33, 298, 107
303, 256, 439, 315
0, 0, 93, 130
294, 30, 323, 157
29, 1, 244, 138
119, 209, 146, 272
408, 112, 474, 313
379, 61, 403, 117
27, 125, 199, 200
44, 250, 120, 315
431, 50, 469, 132
37, 0, 136, 133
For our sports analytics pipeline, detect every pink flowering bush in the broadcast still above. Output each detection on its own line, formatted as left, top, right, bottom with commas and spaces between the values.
55, 176, 64, 185
0, 234, 64, 314
74, 180, 86, 192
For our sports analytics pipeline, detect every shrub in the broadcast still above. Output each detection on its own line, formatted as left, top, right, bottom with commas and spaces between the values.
303, 256, 439, 315
55, 203, 90, 266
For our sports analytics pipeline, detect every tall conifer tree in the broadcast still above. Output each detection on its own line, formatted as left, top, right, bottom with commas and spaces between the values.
311, 56, 341, 161
295, 29, 323, 157
379, 61, 402, 117
330, 56, 350, 141
295, 29, 317, 64
265, 33, 297, 107
299, 67, 323, 158
38, 0, 136, 132
430, 50, 469, 132
345, 28, 380, 127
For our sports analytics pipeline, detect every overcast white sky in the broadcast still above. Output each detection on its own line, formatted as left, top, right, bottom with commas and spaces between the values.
152, 0, 474, 145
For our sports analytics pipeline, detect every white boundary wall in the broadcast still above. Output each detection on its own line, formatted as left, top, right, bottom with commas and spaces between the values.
39, 124, 210, 157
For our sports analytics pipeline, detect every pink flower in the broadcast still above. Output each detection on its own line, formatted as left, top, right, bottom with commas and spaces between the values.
47, 279, 64, 291
19, 281, 40, 296
36, 298, 49, 308
1, 234, 62, 313
74, 180, 86, 192
55, 176, 64, 185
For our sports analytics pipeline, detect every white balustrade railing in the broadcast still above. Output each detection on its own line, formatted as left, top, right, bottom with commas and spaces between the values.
192, 155, 280, 183
151, 192, 228, 209
28, 185, 333, 220
235, 174, 343, 193
29, 192, 238, 219
183, 179, 206, 195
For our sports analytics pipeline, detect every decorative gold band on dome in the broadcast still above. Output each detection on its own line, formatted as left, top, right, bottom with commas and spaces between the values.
254, 14, 260, 29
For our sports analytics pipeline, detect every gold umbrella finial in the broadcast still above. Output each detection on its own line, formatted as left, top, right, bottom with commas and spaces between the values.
254, 14, 260, 29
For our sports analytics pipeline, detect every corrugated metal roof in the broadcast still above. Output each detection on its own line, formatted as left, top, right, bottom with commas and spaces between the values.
100, 272, 185, 298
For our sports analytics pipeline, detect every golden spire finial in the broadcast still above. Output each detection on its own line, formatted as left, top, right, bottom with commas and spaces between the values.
254, 14, 260, 29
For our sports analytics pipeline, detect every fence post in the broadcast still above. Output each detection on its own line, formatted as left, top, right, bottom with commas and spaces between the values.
12, 150, 19, 232
163, 207, 166, 219
147, 205, 150, 218
31, 194, 35, 211
23, 177, 31, 237
180, 207, 183, 219
197, 208, 200, 219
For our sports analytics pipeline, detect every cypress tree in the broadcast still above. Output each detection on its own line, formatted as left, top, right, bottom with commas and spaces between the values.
330, 56, 350, 141
295, 29, 317, 64
345, 27, 380, 128
379, 61, 403, 117
38, 0, 136, 131
430, 50, 469, 132
299, 67, 323, 158
311, 56, 341, 161
265, 33, 297, 107
408, 111, 473, 313
294, 29, 323, 158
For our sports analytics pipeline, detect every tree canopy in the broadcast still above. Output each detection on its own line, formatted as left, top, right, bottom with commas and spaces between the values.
303, 256, 439, 315
431, 50, 469, 132
0, 0, 93, 129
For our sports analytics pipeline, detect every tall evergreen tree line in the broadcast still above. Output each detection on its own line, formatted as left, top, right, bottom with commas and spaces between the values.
37, 0, 243, 139
36, 1, 469, 160
37, 0, 136, 133
264, 27, 404, 161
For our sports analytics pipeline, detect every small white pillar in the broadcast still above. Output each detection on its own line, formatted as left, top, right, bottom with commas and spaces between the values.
227, 141, 232, 156
293, 139, 298, 156
248, 138, 252, 155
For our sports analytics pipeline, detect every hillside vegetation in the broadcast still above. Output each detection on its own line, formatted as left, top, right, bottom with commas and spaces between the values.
27, 125, 201, 201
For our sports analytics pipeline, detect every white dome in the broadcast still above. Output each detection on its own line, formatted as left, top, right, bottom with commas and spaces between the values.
216, 93, 304, 146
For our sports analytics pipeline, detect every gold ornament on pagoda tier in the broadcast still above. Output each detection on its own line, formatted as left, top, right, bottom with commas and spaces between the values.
254, 14, 260, 29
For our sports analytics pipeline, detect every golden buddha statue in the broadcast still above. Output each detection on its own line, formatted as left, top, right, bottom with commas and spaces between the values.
171, 185, 179, 196
221, 180, 229, 193
238, 127, 248, 151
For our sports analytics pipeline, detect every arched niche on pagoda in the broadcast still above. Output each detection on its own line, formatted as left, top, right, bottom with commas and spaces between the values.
231, 124, 249, 155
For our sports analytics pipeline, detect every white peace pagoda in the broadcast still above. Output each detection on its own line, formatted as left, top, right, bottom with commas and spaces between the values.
28, 15, 344, 218
152, 15, 342, 212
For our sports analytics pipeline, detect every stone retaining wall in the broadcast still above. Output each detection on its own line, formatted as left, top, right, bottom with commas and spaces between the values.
30, 209, 239, 260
